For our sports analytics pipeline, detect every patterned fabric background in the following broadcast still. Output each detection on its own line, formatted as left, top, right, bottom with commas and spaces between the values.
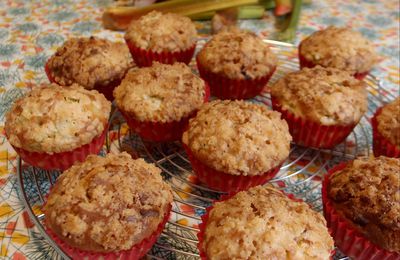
0, 0, 398, 259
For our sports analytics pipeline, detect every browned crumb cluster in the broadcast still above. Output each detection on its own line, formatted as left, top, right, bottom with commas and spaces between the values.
329, 156, 400, 253
114, 62, 206, 123
203, 185, 334, 259
5, 84, 111, 153
43, 152, 173, 252
197, 30, 277, 80
270, 66, 367, 126
125, 11, 197, 52
300, 26, 379, 73
377, 98, 400, 147
47, 36, 135, 89
182, 100, 291, 176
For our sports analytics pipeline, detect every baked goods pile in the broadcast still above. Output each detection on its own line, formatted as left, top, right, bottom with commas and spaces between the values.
6, 10, 398, 259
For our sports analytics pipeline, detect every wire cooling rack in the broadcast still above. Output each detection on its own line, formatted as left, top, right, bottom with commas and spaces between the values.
17, 39, 396, 260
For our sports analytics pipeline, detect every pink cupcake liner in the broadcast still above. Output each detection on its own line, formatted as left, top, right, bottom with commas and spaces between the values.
322, 162, 399, 260
271, 97, 356, 149
183, 143, 281, 192
121, 84, 210, 142
45, 204, 171, 260
371, 107, 400, 158
12, 127, 107, 171
125, 39, 196, 67
196, 56, 276, 100
298, 44, 369, 80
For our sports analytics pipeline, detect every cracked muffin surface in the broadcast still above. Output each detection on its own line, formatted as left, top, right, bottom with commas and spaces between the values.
43, 152, 173, 252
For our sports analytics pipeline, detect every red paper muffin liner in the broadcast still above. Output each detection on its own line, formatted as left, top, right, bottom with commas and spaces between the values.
322, 162, 399, 260
45, 62, 120, 101
183, 143, 281, 192
271, 97, 356, 149
125, 39, 196, 67
12, 127, 107, 171
371, 107, 400, 158
196, 56, 276, 100
45, 204, 171, 260
121, 84, 210, 142
198, 191, 334, 259
298, 44, 369, 80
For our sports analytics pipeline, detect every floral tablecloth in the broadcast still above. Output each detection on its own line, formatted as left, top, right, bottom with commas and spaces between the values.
0, 0, 398, 259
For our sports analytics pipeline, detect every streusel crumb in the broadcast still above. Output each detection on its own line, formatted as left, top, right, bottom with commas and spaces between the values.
377, 98, 400, 147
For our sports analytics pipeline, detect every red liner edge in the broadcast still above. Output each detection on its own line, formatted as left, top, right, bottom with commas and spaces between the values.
125, 39, 196, 67
271, 97, 356, 149
322, 162, 400, 260
371, 107, 400, 158
11, 127, 107, 171
45, 204, 172, 260
183, 143, 281, 192
298, 43, 369, 80
121, 84, 210, 142
198, 190, 335, 259
196, 55, 276, 100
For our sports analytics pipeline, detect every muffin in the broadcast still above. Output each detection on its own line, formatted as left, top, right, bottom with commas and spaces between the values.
372, 98, 400, 158
196, 30, 277, 100
114, 62, 209, 142
322, 156, 400, 259
198, 185, 334, 259
270, 66, 367, 149
45, 36, 135, 100
43, 152, 173, 258
182, 100, 291, 192
299, 26, 379, 80
125, 11, 197, 67
5, 84, 111, 170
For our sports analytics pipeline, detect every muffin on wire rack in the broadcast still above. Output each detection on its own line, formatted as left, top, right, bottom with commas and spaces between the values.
45, 36, 135, 100
182, 100, 291, 192
114, 62, 209, 142
322, 156, 400, 259
372, 98, 400, 158
43, 152, 173, 260
298, 26, 379, 80
270, 66, 367, 149
198, 185, 334, 259
5, 84, 111, 170
125, 10, 197, 67
196, 30, 277, 100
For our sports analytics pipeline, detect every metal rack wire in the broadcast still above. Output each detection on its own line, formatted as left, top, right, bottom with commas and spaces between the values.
17, 40, 395, 260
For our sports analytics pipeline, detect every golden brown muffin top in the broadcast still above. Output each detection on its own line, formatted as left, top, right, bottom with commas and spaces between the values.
203, 185, 334, 260
5, 84, 111, 153
300, 26, 379, 73
197, 30, 277, 80
47, 37, 135, 89
114, 62, 206, 123
270, 66, 367, 126
182, 100, 291, 176
43, 152, 173, 253
125, 11, 197, 52
377, 98, 400, 147
329, 156, 400, 253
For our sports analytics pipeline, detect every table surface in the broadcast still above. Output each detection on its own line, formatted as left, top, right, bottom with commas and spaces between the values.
0, 0, 399, 259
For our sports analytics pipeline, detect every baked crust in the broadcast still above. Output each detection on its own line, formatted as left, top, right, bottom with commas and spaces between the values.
197, 30, 277, 79
125, 11, 197, 53
377, 98, 400, 147
300, 26, 379, 73
43, 152, 173, 252
114, 62, 206, 123
203, 185, 334, 259
328, 156, 400, 253
182, 100, 291, 176
47, 37, 135, 89
270, 66, 367, 126
5, 84, 111, 153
